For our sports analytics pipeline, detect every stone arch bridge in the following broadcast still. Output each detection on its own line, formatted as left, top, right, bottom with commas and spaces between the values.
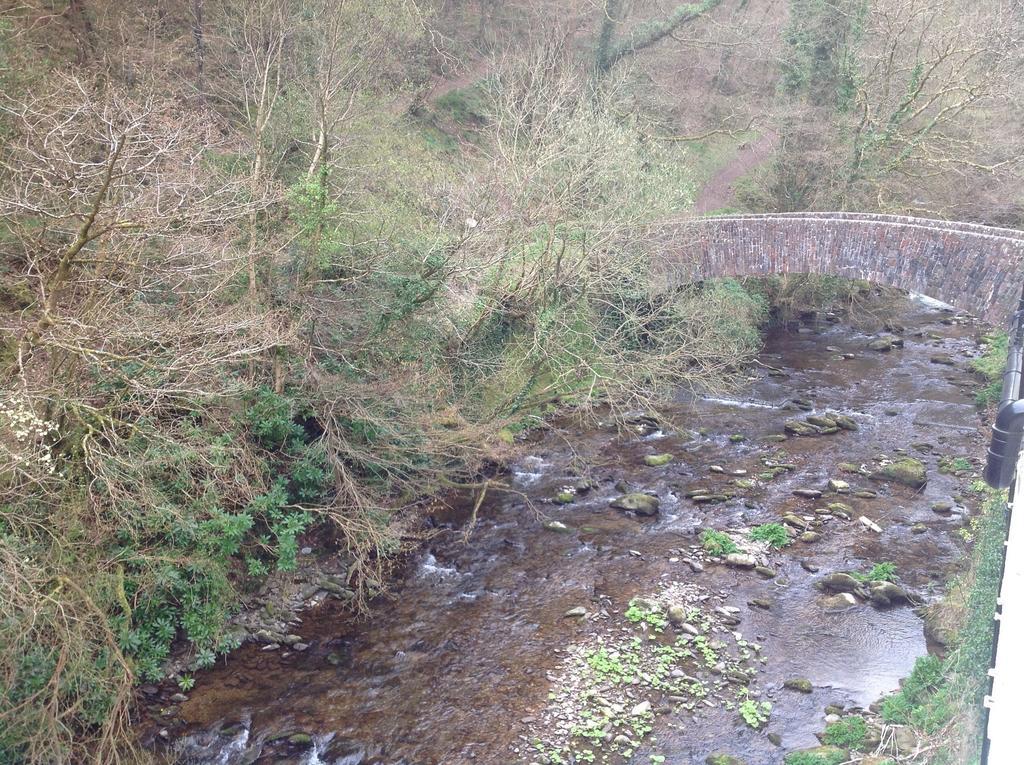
651, 212, 1024, 325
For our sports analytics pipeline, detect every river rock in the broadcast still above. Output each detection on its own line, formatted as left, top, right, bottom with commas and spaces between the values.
894, 726, 919, 753
667, 604, 687, 625
806, 414, 837, 429
870, 457, 927, 489
793, 488, 823, 499
830, 413, 859, 430
868, 581, 909, 607
318, 579, 355, 599
754, 566, 776, 579
800, 531, 821, 543
827, 478, 850, 493
706, 754, 746, 765
930, 354, 955, 366
725, 553, 757, 569
785, 420, 820, 436
784, 678, 813, 693
692, 494, 729, 504
631, 700, 651, 716
644, 453, 673, 467
610, 493, 660, 516
859, 515, 882, 533
868, 336, 895, 351
931, 500, 954, 514
821, 593, 858, 609
542, 520, 571, 533
816, 573, 863, 594
553, 491, 574, 504
783, 513, 809, 529
717, 611, 741, 626
801, 560, 820, 573
564, 606, 587, 618
749, 598, 773, 610
253, 629, 287, 644
574, 478, 598, 493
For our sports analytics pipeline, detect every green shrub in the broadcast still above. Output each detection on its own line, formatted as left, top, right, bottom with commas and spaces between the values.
823, 715, 868, 749
245, 387, 305, 449
701, 529, 739, 556
881, 654, 945, 725
749, 522, 791, 548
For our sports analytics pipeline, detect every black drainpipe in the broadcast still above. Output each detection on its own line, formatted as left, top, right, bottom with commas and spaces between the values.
984, 286, 1024, 489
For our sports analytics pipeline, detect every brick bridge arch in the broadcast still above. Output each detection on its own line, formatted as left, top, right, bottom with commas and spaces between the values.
651, 213, 1024, 325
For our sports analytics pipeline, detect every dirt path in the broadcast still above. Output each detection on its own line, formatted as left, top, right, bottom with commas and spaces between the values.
693, 130, 778, 215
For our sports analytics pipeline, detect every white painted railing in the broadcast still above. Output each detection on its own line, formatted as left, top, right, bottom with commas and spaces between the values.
983, 451, 1023, 764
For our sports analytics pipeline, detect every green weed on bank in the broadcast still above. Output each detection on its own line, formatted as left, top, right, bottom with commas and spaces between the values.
880, 487, 1008, 762
970, 332, 1008, 407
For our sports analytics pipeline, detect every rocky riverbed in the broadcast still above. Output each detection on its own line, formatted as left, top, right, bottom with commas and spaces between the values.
143, 295, 994, 765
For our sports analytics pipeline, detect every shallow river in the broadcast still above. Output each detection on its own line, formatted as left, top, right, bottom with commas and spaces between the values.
158, 296, 990, 765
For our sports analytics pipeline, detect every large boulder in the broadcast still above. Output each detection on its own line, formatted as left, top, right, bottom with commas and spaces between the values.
821, 593, 858, 609
644, 453, 673, 467
870, 457, 927, 489
869, 581, 912, 608
816, 573, 863, 594
829, 412, 859, 430
785, 419, 820, 436
609, 493, 660, 516
784, 678, 813, 693
724, 553, 757, 569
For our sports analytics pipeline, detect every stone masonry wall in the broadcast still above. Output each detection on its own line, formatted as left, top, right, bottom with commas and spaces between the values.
652, 214, 1024, 325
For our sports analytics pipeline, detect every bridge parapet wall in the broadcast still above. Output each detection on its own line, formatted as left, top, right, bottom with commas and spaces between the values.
653, 214, 1024, 325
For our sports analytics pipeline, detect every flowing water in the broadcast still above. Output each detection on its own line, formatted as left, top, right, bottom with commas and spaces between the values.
149, 297, 991, 765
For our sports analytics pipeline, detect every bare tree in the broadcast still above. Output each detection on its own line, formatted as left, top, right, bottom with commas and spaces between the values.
596, 0, 727, 73
213, 0, 290, 297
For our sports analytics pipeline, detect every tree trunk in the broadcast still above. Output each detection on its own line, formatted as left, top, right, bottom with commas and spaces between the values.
191, 0, 207, 96
64, 0, 95, 65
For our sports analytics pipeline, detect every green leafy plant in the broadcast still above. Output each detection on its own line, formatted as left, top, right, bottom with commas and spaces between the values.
739, 697, 772, 728
939, 455, 973, 474
177, 674, 196, 692
823, 714, 868, 749
624, 600, 669, 631
701, 529, 739, 556
851, 561, 897, 582
749, 522, 791, 548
